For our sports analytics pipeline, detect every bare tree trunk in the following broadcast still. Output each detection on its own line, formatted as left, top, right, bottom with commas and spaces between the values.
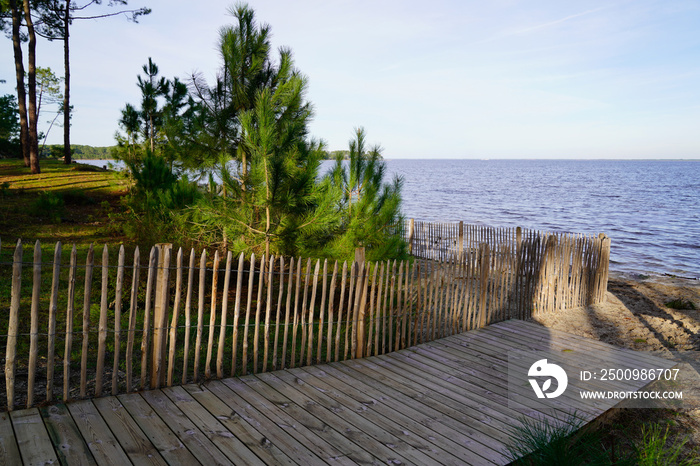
10, 0, 29, 167
63, 4, 71, 164
23, 0, 40, 174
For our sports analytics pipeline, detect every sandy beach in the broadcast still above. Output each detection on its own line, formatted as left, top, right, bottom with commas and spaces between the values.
529, 272, 700, 452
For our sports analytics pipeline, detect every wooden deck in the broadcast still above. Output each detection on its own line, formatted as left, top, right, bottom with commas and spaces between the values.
0, 320, 678, 465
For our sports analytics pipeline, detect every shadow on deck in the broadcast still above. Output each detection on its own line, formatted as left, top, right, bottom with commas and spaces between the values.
0, 320, 679, 465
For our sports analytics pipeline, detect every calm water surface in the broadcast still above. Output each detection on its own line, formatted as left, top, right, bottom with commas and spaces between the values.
82, 159, 700, 278
382, 160, 700, 279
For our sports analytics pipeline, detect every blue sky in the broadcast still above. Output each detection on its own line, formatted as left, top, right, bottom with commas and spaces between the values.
2, 0, 699, 158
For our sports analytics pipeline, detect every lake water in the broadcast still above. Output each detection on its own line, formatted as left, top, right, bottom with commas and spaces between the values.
80, 158, 700, 279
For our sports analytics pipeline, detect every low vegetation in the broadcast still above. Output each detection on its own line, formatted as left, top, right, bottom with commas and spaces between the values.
665, 298, 697, 310
504, 409, 699, 465
0, 158, 127, 246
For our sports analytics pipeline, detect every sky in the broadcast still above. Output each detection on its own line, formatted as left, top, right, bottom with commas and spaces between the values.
1, 0, 699, 159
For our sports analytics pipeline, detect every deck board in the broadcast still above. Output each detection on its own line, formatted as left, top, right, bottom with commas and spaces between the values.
10, 408, 58, 466
1, 320, 681, 465
40, 404, 96, 466
0, 413, 21, 466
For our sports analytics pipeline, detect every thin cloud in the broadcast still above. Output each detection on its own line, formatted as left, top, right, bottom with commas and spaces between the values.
474, 5, 610, 45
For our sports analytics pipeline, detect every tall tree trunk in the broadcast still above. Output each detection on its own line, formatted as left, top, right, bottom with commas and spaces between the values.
9, 0, 29, 167
23, 0, 40, 174
63, 3, 71, 164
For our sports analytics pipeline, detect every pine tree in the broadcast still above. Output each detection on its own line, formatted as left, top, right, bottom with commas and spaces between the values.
322, 128, 408, 262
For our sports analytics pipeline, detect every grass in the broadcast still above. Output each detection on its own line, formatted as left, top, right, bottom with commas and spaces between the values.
665, 298, 697, 310
504, 408, 700, 465
0, 158, 129, 247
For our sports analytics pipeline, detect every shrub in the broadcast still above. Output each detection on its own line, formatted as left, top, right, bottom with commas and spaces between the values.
665, 299, 696, 310
32, 191, 65, 223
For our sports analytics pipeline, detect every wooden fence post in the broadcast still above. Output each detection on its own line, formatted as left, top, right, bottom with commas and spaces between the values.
478, 244, 490, 328
458, 221, 464, 263
5, 240, 23, 411
152, 243, 172, 388
354, 247, 367, 359
408, 218, 415, 255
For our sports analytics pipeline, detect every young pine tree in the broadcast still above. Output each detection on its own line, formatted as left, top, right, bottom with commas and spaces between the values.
322, 128, 408, 262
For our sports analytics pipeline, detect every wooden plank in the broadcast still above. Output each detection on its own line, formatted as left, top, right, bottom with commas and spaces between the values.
257, 370, 415, 465
5, 240, 23, 411
396, 336, 602, 416
11, 408, 59, 466
182, 384, 296, 465
204, 380, 326, 465
162, 386, 264, 465
335, 357, 513, 457
288, 358, 512, 464
27, 241, 42, 408
67, 400, 132, 465
0, 412, 21, 465
336, 356, 515, 436
46, 242, 62, 403
224, 376, 360, 465
444, 326, 662, 404
287, 366, 474, 466
306, 364, 505, 465
431, 327, 647, 406
40, 404, 96, 466
92, 396, 166, 465
140, 389, 233, 465
381, 337, 587, 420
118, 392, 198, 465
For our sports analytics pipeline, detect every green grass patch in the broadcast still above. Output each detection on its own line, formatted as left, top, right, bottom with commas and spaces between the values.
665, 299, 697, 310
0, 158, 129, 247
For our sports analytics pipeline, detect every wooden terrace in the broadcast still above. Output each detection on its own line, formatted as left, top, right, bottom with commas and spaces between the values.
0, 320, 677, 465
